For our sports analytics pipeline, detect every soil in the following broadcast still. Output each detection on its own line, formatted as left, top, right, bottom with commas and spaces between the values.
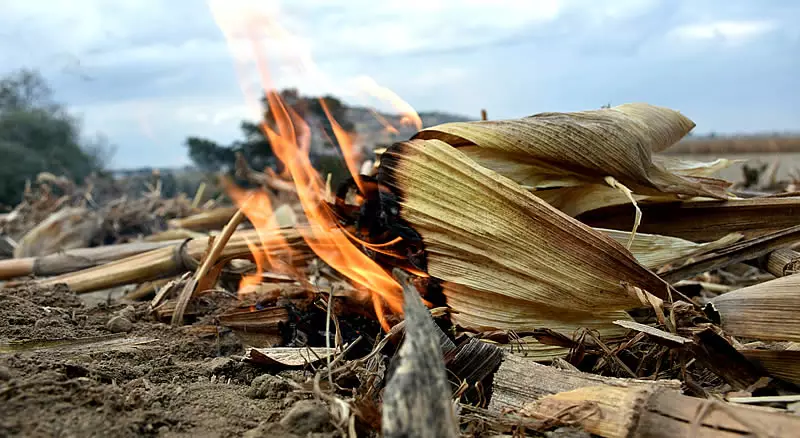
0, 283, 338, 438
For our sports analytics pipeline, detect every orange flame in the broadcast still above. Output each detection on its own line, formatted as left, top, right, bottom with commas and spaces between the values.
210, 1, 406, 329
225, 182, 294, 294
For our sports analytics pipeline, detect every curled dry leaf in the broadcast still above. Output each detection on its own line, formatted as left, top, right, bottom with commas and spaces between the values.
414, 103, 731, 199
378, 138, 672, 317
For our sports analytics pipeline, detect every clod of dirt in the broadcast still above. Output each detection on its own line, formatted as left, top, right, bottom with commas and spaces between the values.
106, 315, 133, 333
203, 357, 234, 376
247, 373, 294, 399
116, 305, 137, 321
279, 400, 335, 435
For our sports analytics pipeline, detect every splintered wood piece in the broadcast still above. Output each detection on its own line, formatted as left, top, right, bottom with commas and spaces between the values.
382, 269, 458, 438
690, 327, 768, 390
710, 274, 800, 342
534, 385, 800, 438
488, 353, 680, 414
379, 139, 672, 319
488, 354, 800, 438
578, 197, 800, 242
245, 347, 336, 367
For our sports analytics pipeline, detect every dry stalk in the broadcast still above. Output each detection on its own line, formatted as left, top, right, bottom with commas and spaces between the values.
171, 208, 246, 326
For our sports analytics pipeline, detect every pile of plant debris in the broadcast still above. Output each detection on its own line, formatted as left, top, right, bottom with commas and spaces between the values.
2, 103, 800, 437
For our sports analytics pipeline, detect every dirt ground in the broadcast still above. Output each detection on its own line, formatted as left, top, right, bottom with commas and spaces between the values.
0, 283, 340, 438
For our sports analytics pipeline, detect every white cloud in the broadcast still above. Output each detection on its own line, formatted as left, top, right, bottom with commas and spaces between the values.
668, 20, 777, 45
2, 0, 798, 168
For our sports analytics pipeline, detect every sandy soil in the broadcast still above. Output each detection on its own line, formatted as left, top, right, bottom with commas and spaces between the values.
0, 283, 339, 438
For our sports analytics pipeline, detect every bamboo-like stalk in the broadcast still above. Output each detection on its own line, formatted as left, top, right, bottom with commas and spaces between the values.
0, 239, 184, 280
34, 228, 307, 294
167, 206, 239, 231
763, 248, 800, 277
172, 209, 246, 325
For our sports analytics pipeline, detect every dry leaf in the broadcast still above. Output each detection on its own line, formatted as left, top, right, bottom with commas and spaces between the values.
378, 138, 671, 314
600, 229, 742, 269
414, 103, 730, 199
444, 282, 631, 336
710, 274, 800, 342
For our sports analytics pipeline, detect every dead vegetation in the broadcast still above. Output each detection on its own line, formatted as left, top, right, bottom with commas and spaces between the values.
2, 102, 800, 437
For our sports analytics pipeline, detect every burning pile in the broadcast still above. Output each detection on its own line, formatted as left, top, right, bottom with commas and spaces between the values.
2, 97, 800, 436
3, 5, 800, 436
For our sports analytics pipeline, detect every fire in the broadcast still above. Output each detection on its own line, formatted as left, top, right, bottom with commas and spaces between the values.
355, 76, 423, 132
208, 0, 417, 329
224, 181, 295, 293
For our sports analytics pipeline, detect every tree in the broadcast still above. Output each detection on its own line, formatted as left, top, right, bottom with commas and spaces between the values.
185, 89, 353, 182
0, 69, 113, 206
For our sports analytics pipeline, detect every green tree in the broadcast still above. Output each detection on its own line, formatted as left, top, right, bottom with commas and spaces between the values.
0, 69, 113, 206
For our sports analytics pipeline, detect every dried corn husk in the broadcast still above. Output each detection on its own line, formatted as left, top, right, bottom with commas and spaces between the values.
379, 139, 671, 315
527, 156, 736, 217
740, 344, 800, 385
652, 156, 741, 177
444, 283, 631, 336
580, 197, 800, 242
710, 275, 800, 342
414, 103, 730, 199
14, 207, 103, 258
600, 229, 742, 269
497, 337, 572, 362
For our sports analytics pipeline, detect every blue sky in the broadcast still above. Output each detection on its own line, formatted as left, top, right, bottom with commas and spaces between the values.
2, 0, 798, 169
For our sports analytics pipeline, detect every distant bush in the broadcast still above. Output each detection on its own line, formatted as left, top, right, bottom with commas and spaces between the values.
0, 69, 113, 207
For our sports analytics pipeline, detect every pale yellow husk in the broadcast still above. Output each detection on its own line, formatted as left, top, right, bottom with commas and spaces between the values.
600, 229, 742, 269
379, 138, 671, 315
444, 282, 631, 336
711, 275, 800, 342
415, 103, 731, 199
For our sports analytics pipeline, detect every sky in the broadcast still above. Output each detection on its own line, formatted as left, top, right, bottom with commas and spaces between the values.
1, 0, 798, 169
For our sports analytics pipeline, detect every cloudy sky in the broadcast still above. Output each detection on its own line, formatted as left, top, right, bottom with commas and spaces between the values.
2, 0, 798, 169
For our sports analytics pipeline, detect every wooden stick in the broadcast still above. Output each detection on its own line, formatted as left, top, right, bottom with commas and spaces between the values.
173, 208, 243, 326
382, 269, 458, 438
